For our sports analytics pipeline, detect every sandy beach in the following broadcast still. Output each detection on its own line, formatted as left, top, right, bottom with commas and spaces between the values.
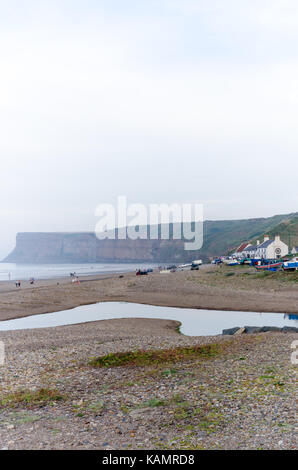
0, 264, 298, 322
0, 264, 297, 450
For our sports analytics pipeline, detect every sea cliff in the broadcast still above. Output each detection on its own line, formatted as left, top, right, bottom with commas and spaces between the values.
3, 212, 298, 264
3, 232, 186, 263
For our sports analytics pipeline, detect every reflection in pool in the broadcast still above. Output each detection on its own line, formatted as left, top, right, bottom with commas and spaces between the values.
0, 302, 297, 336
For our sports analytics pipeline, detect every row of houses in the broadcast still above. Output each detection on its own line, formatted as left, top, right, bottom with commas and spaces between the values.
233, 235, 289, 260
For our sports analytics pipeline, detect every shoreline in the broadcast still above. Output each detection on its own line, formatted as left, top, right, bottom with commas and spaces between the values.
0, 264, 298, 322
0, 265, 297, 450
0, 262, 159, 283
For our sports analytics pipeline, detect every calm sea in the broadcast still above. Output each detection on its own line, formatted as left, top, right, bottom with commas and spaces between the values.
0, 262, 157, 281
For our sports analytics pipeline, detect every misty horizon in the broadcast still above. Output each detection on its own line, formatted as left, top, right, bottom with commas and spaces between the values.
1, 1, 298, 258
2, 209, 298, 260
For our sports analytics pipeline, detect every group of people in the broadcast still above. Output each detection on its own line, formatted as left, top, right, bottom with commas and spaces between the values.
15, 277, 35, 288
70, 272, 80, 284
13, 271, 80, 288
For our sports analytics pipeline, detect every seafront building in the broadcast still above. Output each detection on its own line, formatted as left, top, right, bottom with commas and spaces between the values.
233, 243, 251, 258
236, 235, 288, 259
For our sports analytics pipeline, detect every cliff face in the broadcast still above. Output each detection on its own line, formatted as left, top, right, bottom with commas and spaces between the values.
4, 233, 185, 264
4, 213, 297, 264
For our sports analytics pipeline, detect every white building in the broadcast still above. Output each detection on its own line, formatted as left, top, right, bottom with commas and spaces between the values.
242, 244, 258, 259
255, 235, 288, 259
292, 246, 298, 255
233, 242, 251, 258
241, 235, 288, 259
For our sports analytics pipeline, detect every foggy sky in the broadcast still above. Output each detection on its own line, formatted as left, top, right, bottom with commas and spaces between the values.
1, 0, 298, 258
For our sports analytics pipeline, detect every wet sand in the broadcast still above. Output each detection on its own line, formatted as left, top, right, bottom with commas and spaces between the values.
0, 265, 297, 450
0, 264, 297, 322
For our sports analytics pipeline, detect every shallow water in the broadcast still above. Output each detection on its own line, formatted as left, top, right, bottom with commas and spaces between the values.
0, 262, 157, 281
0, 302, 296, 336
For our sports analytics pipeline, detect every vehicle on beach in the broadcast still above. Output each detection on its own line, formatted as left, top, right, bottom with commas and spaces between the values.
136, 269, 148, 276
177, 263, 192, 271
177, 259, 202, 271
190, 261, 201, 270
192, 259, 202, 266
135, 267, 154, 275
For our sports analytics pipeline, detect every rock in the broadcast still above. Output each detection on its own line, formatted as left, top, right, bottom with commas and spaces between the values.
243, 326, 298, 334
233, 327, 246, 336
282, 326, 298, 333
260, 326, 281, 333
244, 326, 262, 334
222, 327, 241, 336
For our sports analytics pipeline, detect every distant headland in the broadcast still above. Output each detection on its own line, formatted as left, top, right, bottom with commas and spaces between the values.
3, 212, 298, 264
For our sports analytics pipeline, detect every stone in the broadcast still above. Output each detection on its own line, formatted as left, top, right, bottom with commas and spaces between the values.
244, 326, 262, 334
282, 326, 298, 333
233, 327, 246, 336
260, 326, 281, 333
222, 327, 241, 336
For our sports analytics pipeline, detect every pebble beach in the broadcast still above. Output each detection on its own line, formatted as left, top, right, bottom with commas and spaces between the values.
0, 265, 297, 450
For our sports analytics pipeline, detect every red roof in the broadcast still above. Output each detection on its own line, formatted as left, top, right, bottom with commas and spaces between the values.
236, 243, 250, 252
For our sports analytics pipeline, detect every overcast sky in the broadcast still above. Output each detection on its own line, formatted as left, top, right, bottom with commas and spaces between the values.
1, 0, 298, 258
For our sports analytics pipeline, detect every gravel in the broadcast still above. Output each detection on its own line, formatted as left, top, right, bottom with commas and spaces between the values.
0, 318, 297, 450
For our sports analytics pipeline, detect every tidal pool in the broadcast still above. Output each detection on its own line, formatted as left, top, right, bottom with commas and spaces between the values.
0, 302, 296, 336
